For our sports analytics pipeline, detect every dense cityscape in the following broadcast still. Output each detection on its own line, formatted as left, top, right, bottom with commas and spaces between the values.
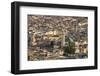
28, 15, 88, 61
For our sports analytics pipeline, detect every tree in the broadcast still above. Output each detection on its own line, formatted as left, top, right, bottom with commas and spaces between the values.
64, 37, 75, 55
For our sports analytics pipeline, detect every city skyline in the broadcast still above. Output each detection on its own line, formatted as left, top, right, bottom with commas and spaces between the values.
27, 15, 88, 61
